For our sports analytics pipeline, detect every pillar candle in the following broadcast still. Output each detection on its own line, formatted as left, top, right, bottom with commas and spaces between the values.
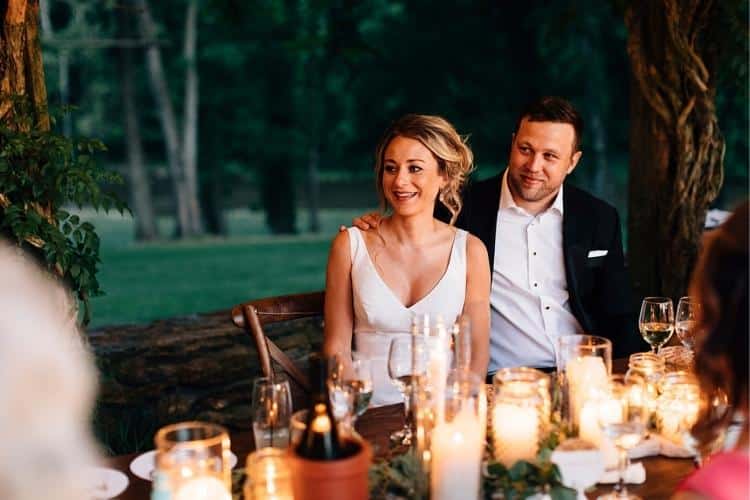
492, 402, 539, 466
431, 407, 483, 500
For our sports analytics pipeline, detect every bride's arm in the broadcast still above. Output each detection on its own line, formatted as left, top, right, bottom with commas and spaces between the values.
463, 234, 490, 377
323, 231, 355, 371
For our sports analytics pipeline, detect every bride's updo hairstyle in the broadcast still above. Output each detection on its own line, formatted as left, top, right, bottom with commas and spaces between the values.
374, 114, 474, 225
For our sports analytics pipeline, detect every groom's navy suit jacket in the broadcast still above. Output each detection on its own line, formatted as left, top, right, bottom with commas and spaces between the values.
441, 174, 641, 359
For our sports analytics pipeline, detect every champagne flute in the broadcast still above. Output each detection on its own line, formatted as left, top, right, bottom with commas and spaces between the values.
639, 297, 674, 354
675, 296, 697, 350
597, 375, 648, 500
388, 335, 426, 445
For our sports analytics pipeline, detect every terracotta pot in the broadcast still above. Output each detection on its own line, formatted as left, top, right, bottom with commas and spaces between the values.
288, 440, 372, 500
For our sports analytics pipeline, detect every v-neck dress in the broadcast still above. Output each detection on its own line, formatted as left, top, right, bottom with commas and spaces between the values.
346, 226, 468, 405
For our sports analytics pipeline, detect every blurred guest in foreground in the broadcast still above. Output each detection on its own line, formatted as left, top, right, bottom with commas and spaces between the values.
673, 201, 749, 500
0, 241, 100, 500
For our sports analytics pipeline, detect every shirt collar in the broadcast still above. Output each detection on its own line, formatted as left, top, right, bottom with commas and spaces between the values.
499, 168, 564, 216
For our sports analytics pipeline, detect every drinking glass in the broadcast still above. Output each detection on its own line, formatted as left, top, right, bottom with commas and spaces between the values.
327, 354, 354, 425
155, 421, 232, 499
556, 335, 612, 432
348, 353, 374, 420
388, 335, 426, 445
597, 375, 648, 500
251, 374, 293, 449
639, 297, 674, 353
675, 296, 697, 350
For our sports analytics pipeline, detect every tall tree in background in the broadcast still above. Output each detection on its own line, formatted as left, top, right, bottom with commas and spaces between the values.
625, 0, 725, 301
135, 0, 203, 237
119, 1, 158, 241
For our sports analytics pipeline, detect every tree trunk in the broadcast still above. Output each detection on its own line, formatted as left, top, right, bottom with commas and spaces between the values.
182, 0, 203, 235
134, 0, 194, 238
625, 0, 724, 302
1, 0, 50, 131
119, 2, 158, 241
88, 311, 323, 454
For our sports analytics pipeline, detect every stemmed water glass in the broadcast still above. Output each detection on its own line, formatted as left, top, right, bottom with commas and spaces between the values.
639, 297, 674, 354
597, 374, 648, 500
348, 353, 374, 420
675, 296, 697, 350
388, 335, 426, 445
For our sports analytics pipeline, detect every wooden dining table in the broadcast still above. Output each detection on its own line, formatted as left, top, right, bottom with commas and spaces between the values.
109, 402, 695, 500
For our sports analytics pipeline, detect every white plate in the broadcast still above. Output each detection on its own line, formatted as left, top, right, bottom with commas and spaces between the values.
129, 450, 238, 481
83, 466, 129, 499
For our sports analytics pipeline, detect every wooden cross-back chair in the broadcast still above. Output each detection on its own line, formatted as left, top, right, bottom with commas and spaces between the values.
231, 291, 325, 396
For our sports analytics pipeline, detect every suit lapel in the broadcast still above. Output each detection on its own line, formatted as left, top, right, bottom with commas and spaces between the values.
562, 186, 591, 329
473, 175, 502, 270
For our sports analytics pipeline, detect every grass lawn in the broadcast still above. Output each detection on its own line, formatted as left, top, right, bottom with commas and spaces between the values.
85, 208, 366, 328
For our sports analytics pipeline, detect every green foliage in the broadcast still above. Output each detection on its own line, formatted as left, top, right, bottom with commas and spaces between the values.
0, 97, 128, 324
483, 457, 576, 500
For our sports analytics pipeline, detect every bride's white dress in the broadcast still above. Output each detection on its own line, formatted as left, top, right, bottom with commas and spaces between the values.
347, 227, 468, 406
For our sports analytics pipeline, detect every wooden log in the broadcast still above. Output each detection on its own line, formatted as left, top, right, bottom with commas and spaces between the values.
87, 310, 323, 454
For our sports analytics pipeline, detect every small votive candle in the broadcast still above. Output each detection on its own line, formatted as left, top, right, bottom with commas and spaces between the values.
656, 372, 701, 445
492, 384, 542, 466
244, 448, 293, 500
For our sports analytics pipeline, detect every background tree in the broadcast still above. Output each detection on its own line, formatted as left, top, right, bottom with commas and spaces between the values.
625, 0, 742, 301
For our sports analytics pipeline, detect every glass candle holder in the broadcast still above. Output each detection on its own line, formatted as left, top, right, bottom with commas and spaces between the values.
658, 345, 695, 372
155, 421, 232, 500
491, 381, 543, 466
626, 352, 666, 425
243, 448, 293, 500
493, 367, 551, 429
556, 335, 612, 434
655, 371, 701, 445
430, 369, 485, 500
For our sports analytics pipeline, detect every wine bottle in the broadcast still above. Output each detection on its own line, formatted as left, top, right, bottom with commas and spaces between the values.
295, 353, 355, 460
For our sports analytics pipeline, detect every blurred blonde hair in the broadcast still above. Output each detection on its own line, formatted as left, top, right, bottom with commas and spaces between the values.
0, 241, 99, 500
374, 114, 474, 224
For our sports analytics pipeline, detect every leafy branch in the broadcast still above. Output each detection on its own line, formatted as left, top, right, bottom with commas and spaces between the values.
0, 96, 129, 325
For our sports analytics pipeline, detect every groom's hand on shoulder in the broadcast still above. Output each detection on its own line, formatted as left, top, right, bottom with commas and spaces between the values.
339, 212, 382, 232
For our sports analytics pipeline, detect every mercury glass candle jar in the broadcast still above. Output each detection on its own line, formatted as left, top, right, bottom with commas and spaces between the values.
655, 371, 702, 445
491, 381, 544, 467
493, 367, 552, 430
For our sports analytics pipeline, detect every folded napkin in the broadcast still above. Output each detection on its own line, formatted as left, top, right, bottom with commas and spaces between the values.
598, 462, 646, 484
629, 434, 696, 459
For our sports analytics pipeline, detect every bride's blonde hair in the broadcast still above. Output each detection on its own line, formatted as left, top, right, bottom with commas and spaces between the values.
374, 114, 474, 224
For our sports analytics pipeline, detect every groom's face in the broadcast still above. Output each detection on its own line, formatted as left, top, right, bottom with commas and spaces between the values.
507, 118, 582, 208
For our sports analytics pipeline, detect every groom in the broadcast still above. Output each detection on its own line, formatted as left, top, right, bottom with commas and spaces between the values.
352, 96, 640, 373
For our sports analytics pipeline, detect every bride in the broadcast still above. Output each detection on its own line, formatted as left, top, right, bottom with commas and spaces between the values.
323, 114, 490, 405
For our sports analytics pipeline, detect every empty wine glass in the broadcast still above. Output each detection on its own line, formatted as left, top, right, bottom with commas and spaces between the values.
327, 354, 355, 435
639, 297, 674, 354
597, 375, 648, 500
675, 296, 697, 350
388, 335, 426, 445
347, 353, 374, 420
251, 374, 293, 449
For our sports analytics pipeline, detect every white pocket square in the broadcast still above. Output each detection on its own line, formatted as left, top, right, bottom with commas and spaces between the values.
588, 250, 608, 258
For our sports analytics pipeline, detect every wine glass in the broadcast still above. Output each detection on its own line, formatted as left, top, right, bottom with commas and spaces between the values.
327, 354, 355, 435
388, 335, 426, 445
251, 375, 293, 449
638, 297, 674, 353
597, 375, 648, 500
347, 353, 374, 421
675, 296, 697, 350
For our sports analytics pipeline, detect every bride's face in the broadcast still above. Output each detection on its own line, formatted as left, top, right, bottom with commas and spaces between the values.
381, 135, 446, 218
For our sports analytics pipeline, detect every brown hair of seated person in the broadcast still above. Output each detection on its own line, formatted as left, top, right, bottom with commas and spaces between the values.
689, 201, 749, 454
